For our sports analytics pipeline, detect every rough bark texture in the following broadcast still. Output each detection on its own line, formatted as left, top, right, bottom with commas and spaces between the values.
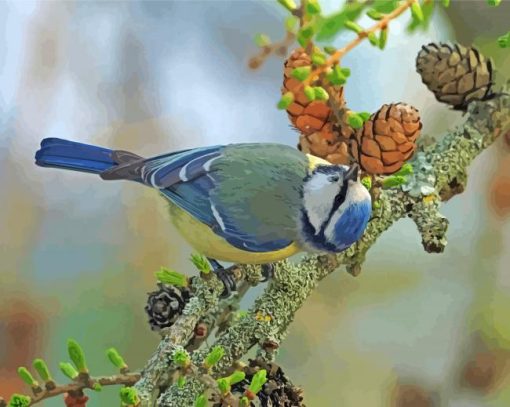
134, 91, 510, 406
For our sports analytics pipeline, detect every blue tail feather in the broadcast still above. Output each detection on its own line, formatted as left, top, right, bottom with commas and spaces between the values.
35, 138, 115, 174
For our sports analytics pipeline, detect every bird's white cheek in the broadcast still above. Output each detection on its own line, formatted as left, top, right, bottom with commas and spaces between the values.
303, 186, 336, 233
305, 202, 330, 234
323, 208, 344, 242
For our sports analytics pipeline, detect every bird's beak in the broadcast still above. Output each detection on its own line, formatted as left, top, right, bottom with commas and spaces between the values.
345, 163, 359, 182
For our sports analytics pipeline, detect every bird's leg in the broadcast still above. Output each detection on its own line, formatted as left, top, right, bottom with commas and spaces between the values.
260, 263, 275, 282
207, 258, 237, 298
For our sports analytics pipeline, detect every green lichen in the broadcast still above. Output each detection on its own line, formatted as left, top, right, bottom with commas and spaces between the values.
140, 94, 510, 407
401, 152, 436, 197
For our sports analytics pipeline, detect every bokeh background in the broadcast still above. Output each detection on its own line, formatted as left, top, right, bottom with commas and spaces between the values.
1, 1, 510, 406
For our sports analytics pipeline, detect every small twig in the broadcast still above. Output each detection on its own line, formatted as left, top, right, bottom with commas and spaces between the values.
248, 0, 313, 70
157, 93, 510, 406
186, 279, 252, 352
248, 32, 296, 69
28, 373, 141, 406
135, 264, 264, 405
409, 196, 448, 253
301, 0, 417, 88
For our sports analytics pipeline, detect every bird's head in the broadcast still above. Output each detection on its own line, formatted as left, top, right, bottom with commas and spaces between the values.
299, 163, 372, 253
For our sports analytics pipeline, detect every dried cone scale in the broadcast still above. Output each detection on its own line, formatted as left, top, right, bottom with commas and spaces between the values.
283, 49, 421, 175
283, 48, 354, 165
416, 42, 494, 110
351, 103, 422, 175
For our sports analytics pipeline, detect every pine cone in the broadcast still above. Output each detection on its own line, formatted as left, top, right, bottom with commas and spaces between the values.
145, 283, 191, 331
226, 359, 305, 407
416, 42, 494, 110
284, 48, 353, 165
351, 103, 421, 175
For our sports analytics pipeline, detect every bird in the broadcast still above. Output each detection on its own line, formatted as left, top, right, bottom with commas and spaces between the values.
35, 138, 371, 266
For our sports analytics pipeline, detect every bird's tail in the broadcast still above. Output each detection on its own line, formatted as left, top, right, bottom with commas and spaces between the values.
35, 138, 116, 174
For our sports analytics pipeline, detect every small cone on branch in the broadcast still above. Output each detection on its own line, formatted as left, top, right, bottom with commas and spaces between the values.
224, 359, 305, 407
416, 42, 494, 110
283, 49, 421, 174
145, 283, 191, 331
283, 48, 354, 165
351, 103, 422, 175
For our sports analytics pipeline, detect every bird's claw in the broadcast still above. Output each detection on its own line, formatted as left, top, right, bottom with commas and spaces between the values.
215, 268, 237, 298
207, 258, 237, 299
260, 263, 275, 282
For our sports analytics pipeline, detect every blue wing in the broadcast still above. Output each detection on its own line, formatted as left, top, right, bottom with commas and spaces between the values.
140, 147, 223, 188
109, 145, 295, 253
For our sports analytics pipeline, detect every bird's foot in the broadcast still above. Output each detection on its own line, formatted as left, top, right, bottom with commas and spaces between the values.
260, 263, 275, 282
207, 258, 237, 298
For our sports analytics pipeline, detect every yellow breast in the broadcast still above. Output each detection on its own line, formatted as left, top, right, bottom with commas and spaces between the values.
168, 202, 301, 264
166, 153, 327, 264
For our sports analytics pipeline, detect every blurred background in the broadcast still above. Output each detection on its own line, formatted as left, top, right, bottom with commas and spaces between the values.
1, 1, 510, 406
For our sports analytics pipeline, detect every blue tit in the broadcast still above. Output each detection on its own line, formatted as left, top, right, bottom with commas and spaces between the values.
35, 138, 371, 264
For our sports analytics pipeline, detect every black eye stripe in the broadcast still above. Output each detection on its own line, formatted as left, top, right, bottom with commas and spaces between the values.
318, 180, 349, 236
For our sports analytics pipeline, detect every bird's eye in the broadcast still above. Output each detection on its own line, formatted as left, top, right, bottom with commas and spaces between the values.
328, 175, 340, 183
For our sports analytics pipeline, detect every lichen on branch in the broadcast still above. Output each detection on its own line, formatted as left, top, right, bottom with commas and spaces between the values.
134, 90, 510, 405
133, 1, 510, 400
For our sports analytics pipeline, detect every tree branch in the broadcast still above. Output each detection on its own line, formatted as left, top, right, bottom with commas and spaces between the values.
27, 372, 140, 406
301, 0, 417, 88
134, 266, 263, 404
135, 91, 510, 406
248, 32, 296, 69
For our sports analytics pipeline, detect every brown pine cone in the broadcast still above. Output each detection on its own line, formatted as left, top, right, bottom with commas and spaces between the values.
351, 103, 422, 175
416, 42, 494, 110
284, 48, 353, 165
